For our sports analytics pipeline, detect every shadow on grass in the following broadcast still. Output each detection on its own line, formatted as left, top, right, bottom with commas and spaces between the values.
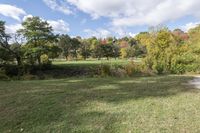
0, 75, 197, 132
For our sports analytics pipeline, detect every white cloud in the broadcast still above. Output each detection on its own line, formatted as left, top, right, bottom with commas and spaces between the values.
5, 19, 70, 34
48, 19, 70, 34
181, 22, 200, 31
5, 23, 22, 33
23, 14, 33, 21
84, 28, 111, 38
20, 14, 70, 34
0, 4, 26, 21
129, 32, 138, 37
67, 0, 200, 27
43, 0, 72, 15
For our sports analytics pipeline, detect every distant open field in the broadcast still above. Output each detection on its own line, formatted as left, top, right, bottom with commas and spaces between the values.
1, 75, 200, 132
52, 58, 142, 67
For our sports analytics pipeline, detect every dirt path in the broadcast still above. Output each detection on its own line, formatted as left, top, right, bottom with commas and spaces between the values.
189, 76, 200, 89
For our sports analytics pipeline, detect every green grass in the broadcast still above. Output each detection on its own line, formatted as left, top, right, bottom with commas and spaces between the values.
52, 59, 138, 67
1, 76, 200, 132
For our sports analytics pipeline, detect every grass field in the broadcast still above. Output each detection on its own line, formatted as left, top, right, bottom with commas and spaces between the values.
1, 75, 200, 132
52, 59, 141, 67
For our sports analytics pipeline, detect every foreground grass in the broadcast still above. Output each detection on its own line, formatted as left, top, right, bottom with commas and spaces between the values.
0, 76, 200, 132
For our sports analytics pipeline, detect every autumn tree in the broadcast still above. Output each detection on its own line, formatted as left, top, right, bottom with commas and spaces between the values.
144, 29, 175, 74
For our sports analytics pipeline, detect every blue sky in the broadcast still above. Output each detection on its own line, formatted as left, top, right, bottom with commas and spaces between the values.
0, 0, 200, 38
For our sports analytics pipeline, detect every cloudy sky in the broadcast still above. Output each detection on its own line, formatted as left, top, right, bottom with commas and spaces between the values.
0, 0, 200, 38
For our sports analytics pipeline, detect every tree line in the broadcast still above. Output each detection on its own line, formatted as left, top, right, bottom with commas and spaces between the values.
1, 16, 200, 75
0, 16, 144, 66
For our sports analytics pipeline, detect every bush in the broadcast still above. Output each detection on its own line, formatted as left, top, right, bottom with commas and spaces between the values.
22, 74, 38, 80
152, 62, 165, 74
99, 64, 128, 77
124, 62, 141, 76
170, 53, 199, 74
185, 64, 200, 73
110, 68, 127, 77
4, 65, 19, 76
170, 64, 185, 74
0, 72, 10, 81
100, 64, 112, 76
99, 62, 145, 77
41, 54, 51, 65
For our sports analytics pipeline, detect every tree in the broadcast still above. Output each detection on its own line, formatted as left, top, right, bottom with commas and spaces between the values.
70, 38, 81, 60
112, 44, 120, 59
47, 44, 62, 60
79, 40, 91, 60
0, 21, 24, 66
94, 43, 103, 60
19, 16, 56, 65
126, 38, 146, 59
144, 29, 175, 74
58, 34, 72, 60
88, 37, 100, 58
0, 46, 13, 65
172, 29, 189, 44
100, 44, 115, 60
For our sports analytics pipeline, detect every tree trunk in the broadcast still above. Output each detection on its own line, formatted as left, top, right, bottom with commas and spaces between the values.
16, 56, 22, 66
37, 56, 41, 66
16, 56, 23, 80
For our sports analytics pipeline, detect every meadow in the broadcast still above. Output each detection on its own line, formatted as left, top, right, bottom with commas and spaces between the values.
1, 75, 200, 133
1, 2, 200, 133
52, 59, 132, 66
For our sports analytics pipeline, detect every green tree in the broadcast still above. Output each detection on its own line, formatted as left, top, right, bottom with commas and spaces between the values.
0, 21, 24, 66
47, 44, 62, 60
79, 40, 91, 60
94, 44, 103, 60
88, 37, 100, 58
70, 38, 81, 60
112, 44, 120, 59
100, 44, 114, 60
126, 38, 146, 59
19, 16, 56, 65
58, 34, 72, 60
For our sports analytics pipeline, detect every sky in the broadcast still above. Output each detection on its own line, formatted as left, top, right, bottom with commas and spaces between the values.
0, 0, 200, 38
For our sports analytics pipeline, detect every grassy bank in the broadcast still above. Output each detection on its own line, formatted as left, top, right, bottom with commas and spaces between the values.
1, 76, 199, 132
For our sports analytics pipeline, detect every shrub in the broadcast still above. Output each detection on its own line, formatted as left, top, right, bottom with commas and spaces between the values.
22, 74, 38, 80
0, 74, 10, 80
170, 64, 185, 74
100, 64, 112, 76
4, 65, 19, 76
124, 62, 141, 76
170, 53, 199, 74
152, 62, 165, 74
185, 63, 200, 73
41, 54, 51, 65
110, 68, 127, 77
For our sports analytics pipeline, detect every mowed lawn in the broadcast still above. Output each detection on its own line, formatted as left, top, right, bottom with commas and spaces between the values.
1, 76, 200, 132
52, 59, 139, 67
